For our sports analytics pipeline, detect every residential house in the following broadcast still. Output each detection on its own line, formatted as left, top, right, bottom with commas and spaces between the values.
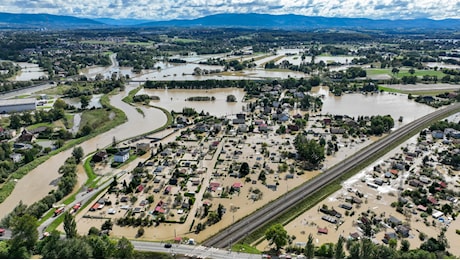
18, 129, 35, 143
233, 113, 246, 124
237, 124, 248, 133
136, 143, 151, 153
258, 123, 269, 133
383, 232, 398, 244
232, 182, 243, 191
114, 149, 130, 163
330, 127, 346, 134
387, 216, 402, 227
278, 113, 289, 122
287, 125, 299, 132
409, 179, 422, 187
10, 153, 22, 163
92, 150, 108, 162
431, 130, 444, 139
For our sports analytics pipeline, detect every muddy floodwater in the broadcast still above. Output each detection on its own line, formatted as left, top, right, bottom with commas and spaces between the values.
0, 85, 167, 220
10, 62, 48, 81
141, 87, 247, 116
311, 86, 436, 128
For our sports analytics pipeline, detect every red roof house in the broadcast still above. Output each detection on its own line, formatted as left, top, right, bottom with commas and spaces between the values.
317, 227, 328, 234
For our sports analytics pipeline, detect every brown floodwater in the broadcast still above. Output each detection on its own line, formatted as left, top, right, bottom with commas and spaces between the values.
0, 84, 167, 219
141, 88, 247, 117
310, 86, 436, 128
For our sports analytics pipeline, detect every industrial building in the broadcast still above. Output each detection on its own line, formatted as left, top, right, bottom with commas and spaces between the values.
0, 98, 36, 113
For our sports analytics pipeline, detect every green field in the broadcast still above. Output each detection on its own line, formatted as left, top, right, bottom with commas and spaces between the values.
366, 68, 446, 78
79, 109, 113, 131
81, 40, 153, 46
171, 38, 201, 43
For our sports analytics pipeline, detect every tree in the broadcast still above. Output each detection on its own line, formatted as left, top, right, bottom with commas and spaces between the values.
72, 146, 84, 163
239, 162, 250, 178
64, 212, 77, 239
226, 94, 237, 102
80, 95, 91, 109
334, 236, 346, 258
400, 239, 410, 252
9, 214, 38, 258
53, 98, 68, 110
115, 237, 134, 258
88, 226, 100, 236
294, 134, 325, 167
9, 114, 21, 129
101, 219, 113, 231
305, 233, 315, 258
265, 223, 288, 251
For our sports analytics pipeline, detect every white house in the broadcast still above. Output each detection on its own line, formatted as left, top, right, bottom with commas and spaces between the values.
114, 149, 130, 163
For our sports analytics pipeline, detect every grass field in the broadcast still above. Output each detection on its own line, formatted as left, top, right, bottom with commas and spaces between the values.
171, 38, 201, 43
366, 68, 446, 78
79, 109, 113, 131
81, 40, 153, 46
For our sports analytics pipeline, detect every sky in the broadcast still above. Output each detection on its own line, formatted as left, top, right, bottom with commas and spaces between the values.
1, 0, 460, 21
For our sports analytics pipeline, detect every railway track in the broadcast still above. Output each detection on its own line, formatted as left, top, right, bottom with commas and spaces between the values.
204, 103, 460, 248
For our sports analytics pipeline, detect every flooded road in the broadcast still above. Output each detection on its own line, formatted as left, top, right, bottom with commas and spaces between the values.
0, 84, 167, 220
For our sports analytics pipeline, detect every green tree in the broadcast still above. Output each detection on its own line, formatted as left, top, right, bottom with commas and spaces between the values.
265, 223, 288, 252
64, 212, 77, 239
115, 237, 134, 258
9, 114, 22, 129
294, 134, 325, 167
9, 214, 38, 258
80, 95, 91, 109
239, 162, 250, 178
53, 98, 68, 110
305, 233, 315, 258
400, 239, 410, 252
72, 146, 84, 163
334, 236, 346, 258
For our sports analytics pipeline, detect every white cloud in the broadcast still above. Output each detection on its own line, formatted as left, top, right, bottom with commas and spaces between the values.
1, 0, 459, 20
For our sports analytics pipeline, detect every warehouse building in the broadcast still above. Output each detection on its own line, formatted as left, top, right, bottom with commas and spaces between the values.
0, 98, 36, 113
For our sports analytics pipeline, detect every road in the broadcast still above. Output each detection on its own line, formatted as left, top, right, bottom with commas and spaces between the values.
37, 171, 128, 237
204, 102, 460, 248
131, 241, 261, 259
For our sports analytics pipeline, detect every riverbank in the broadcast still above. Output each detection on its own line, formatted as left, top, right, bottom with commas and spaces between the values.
0, 85, 168, 220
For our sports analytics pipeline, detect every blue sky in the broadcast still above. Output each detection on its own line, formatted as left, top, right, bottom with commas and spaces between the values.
1, 0, 459, 20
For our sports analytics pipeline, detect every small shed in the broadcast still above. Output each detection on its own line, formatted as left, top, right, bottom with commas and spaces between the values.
317, 227, 328, 234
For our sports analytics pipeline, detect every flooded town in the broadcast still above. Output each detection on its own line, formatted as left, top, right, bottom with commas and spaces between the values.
0, 22, 459, 259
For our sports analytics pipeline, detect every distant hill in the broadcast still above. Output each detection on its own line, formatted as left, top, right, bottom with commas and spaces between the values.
1, 12, 460, 31
140, 13, 460, 30
0, 12, 103, 29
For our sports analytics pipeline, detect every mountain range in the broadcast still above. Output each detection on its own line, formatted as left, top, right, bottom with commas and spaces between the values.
1, 12, 460, 30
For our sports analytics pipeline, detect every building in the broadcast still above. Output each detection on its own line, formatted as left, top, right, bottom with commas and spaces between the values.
114, 149, 130, 163
0, 98, 36, 114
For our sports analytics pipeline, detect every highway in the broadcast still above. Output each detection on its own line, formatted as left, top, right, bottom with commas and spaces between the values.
204, 102, 460, 248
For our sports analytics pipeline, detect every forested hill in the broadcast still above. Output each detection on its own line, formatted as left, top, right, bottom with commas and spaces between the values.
0, 12, 103, 29
141, 13, 460, 30
1, 12, 460, 30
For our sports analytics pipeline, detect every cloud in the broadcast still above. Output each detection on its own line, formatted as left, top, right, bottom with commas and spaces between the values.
1, 0, 459, 20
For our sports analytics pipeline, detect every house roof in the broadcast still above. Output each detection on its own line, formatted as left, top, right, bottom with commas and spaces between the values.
317, 227, 328, 234
232, 182, 243, 188
115, 149, 130, 156
417, 205, 427, 211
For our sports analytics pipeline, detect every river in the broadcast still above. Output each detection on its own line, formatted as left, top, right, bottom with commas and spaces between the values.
0, 83, 167, 220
